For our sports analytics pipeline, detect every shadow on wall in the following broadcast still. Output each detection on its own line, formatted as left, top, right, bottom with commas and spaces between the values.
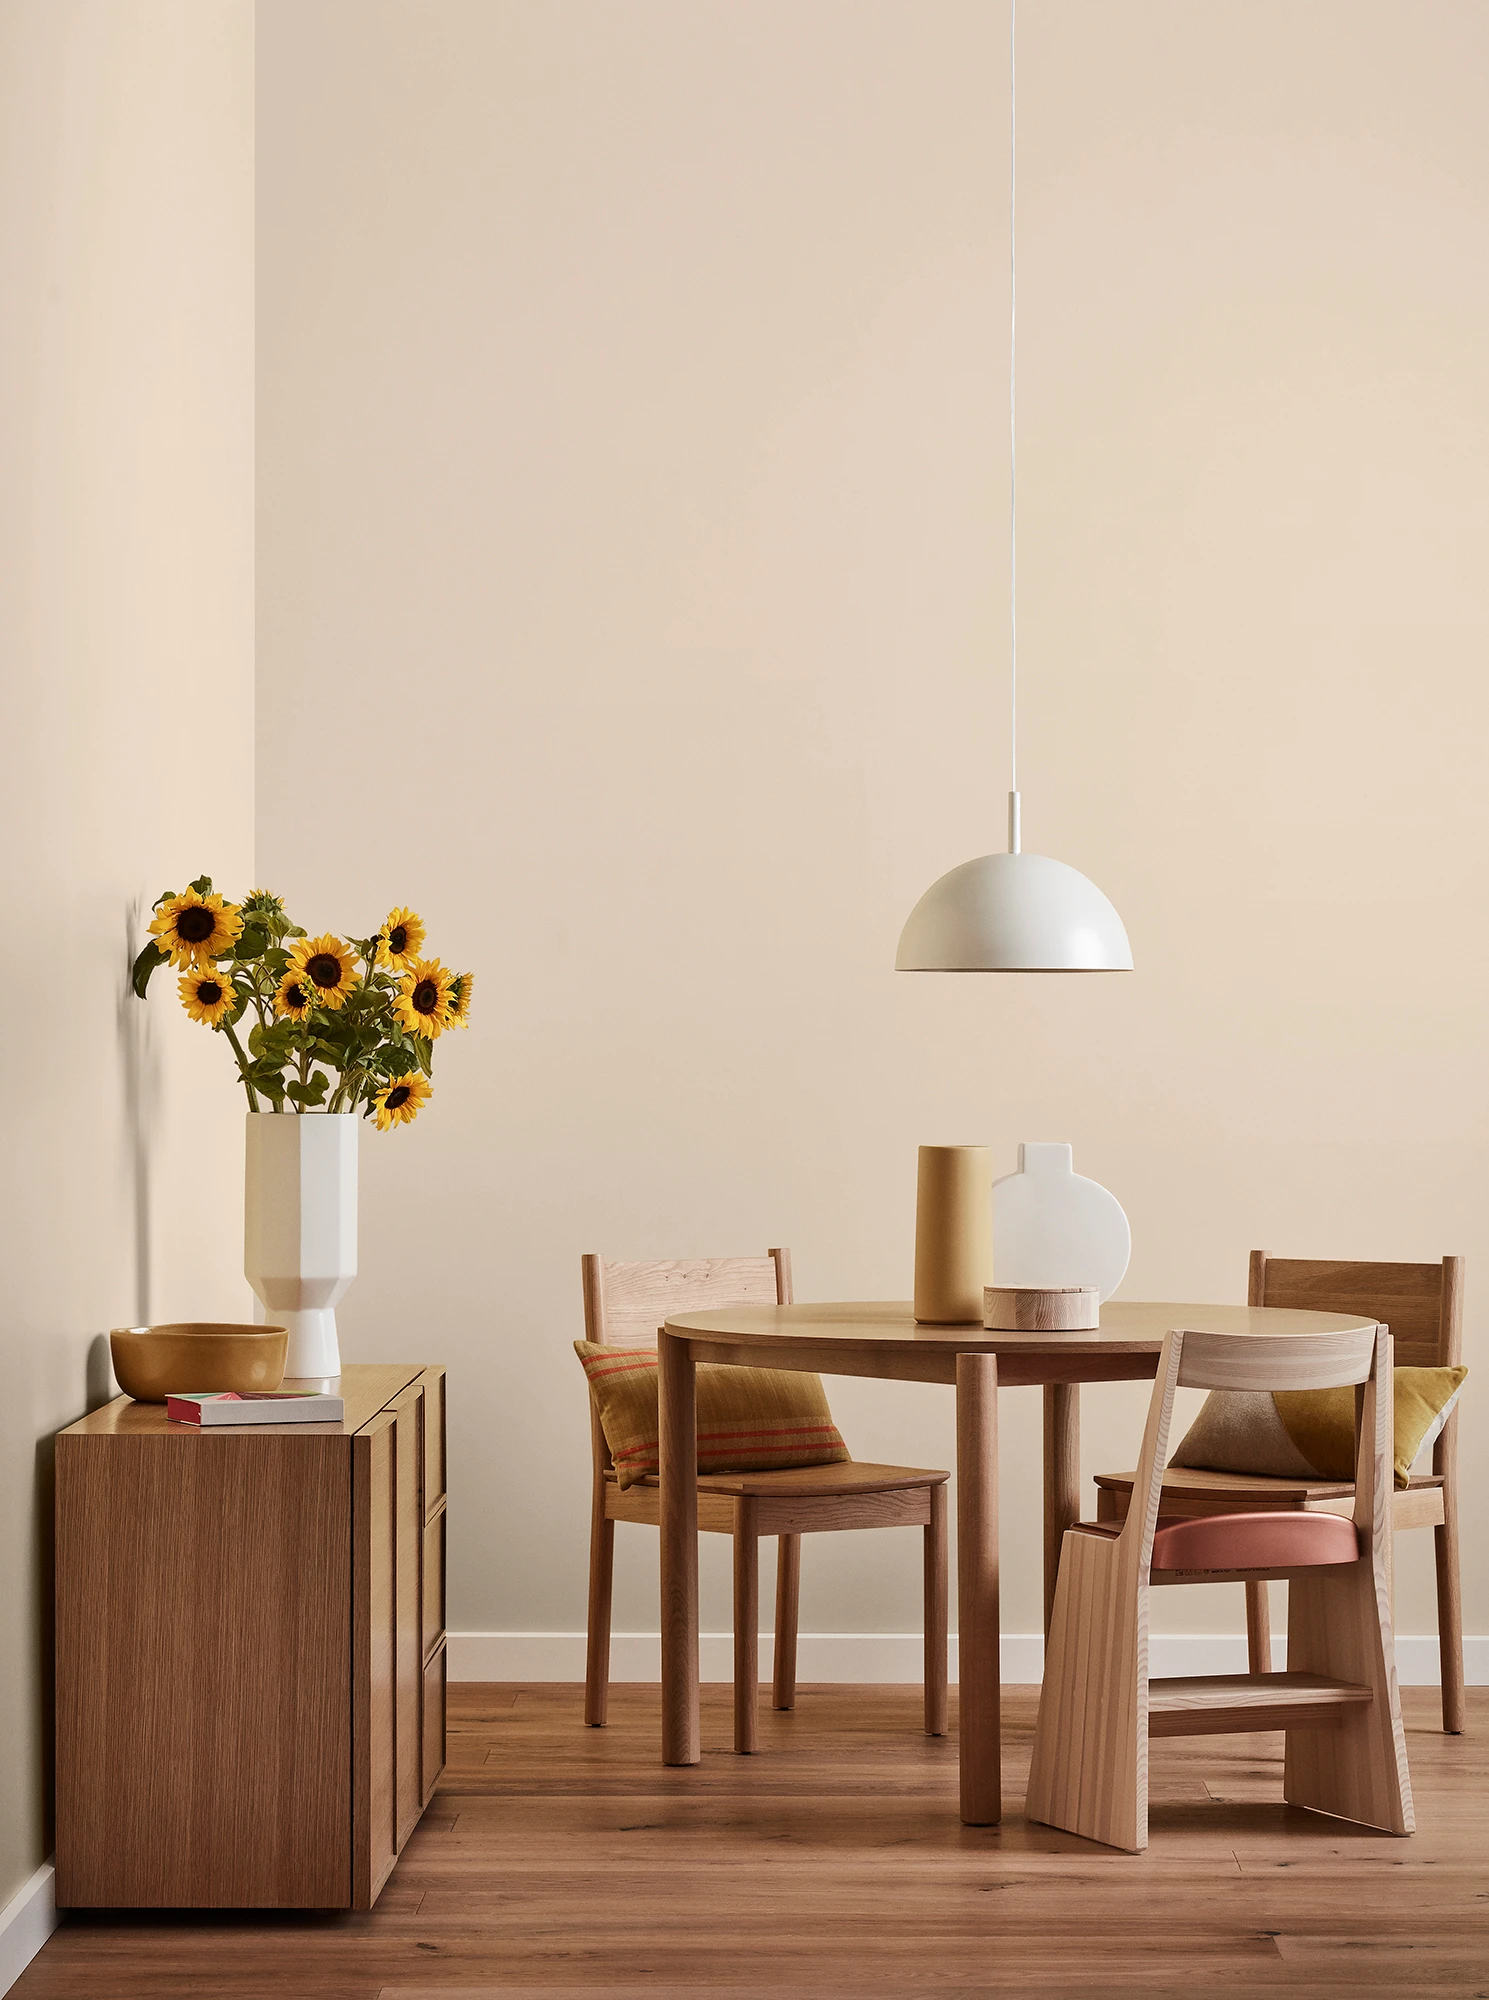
25, 919, 151, 1850
33, 1436, 55, 1855
120, 901, 158, 1327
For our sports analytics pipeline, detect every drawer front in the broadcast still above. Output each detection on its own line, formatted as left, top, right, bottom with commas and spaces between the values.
423, 1367, 446, 1516
57, 1431, 352, 1909
353, 1412, 399, 1909
392, 1383, 426, 1851
423, 1506, 446, 1663
422, 1642, 447, 1807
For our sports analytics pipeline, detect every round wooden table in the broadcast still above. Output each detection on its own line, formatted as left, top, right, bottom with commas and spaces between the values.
657, 1298, 1380, 1825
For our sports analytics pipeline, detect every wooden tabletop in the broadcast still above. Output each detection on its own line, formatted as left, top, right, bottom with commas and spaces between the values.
662, 1299, 1381, 1387
57, 1364, 423, 1439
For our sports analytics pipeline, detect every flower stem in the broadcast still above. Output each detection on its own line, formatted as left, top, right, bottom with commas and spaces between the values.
222, 1019, 262, 1111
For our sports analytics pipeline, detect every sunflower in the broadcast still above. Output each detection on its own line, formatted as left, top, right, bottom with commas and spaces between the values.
375, 907, 426, 972
287, 934, 358, 1010
372, 1071, 431, 1132
274, 971, 314, 1022
149, 889, 242, 969
445, 971, 474, 1028
178, 967, 236, 1028
393, 958, 455, 1040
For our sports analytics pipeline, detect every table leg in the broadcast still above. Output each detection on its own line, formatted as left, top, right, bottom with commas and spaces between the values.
956, 1351, 1000, 1826
1043, 1383, 1080, 1639
659, 1329, 700, 1765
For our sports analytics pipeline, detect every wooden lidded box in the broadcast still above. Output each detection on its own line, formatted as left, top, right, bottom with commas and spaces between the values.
54, 1363, 446, 1910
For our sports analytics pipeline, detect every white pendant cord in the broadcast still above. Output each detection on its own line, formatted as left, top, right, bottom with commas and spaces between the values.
1007, 0, 1021, 854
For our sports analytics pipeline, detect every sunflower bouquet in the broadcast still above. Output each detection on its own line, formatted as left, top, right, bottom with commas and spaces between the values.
132, 879, 472, 1131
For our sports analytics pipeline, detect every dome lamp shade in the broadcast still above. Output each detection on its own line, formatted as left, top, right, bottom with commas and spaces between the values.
895, 843, 1132, 973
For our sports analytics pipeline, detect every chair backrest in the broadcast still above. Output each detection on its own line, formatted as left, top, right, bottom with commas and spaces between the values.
580, 1249, 793, 1349
1250, 1251, 1463, 1368
1123, 1323, 1392, 1575
1176, 1326, 1378, 1393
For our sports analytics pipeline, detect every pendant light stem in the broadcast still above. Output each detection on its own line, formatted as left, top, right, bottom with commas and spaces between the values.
1007, 0, 1019, 834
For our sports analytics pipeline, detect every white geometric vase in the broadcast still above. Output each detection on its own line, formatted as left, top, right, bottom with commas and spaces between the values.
990, 1141, 1131, 1303
244, 1111, 358, 1382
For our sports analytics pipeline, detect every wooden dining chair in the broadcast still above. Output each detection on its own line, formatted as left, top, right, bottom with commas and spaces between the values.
1028, 1321, 1413, 1852
581, 1249, 949, 1753
1094, 1254, 1465, 1731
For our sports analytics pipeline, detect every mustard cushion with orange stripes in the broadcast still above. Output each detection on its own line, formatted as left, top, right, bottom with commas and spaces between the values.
575, 1342, 851, 1489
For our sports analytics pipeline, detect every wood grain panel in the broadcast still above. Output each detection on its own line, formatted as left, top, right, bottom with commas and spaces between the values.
1254, 1255, 1457, 1367
752, 1488, 932, 1537
421, 1642, 446, 1808
1148, 1672, 1372, 1736
422, 1365, 447, 1514
55, 1430, 351, 1907
352, 1411, 397, 1911
423, 1503, 446, 1664
1175, 1326, 1378, 1391
393, 1383, 425, 1849
590, 1255, 782, 1349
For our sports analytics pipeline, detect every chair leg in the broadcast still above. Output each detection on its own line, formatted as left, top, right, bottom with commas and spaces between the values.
1245, 1580, 1272, 1675
1284, 1564, 1413, 1835
1435, 1486, 1465, 1734
584, 1500, 615, 1728
772, 1534, 800, 1710
734, 1499, 759, 1753
1026, 1530, 1146, 1852
924, 1483, 948, 1737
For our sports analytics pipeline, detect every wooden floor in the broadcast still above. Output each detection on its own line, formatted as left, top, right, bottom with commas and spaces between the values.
18, 1684, 1488, 1998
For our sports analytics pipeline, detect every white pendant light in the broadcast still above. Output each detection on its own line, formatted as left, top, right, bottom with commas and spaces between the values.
896, 3, 1132, 975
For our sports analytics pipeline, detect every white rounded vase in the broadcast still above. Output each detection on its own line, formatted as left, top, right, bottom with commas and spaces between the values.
244, 1111, 358, 1382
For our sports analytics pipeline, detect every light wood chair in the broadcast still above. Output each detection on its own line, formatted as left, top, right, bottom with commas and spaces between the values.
1028, 1322, 1414, 1853
581, 1249, 949, 1753
1094, 1254, 1465, 1731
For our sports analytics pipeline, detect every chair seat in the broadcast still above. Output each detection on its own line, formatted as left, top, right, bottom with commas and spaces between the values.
1150, 1509, 1360, 1572
607, 1460, 948, 1498
1094, 1464, 1444, 1510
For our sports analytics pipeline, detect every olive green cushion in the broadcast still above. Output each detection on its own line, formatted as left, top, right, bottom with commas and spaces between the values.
1170, 1366, 1466, 1491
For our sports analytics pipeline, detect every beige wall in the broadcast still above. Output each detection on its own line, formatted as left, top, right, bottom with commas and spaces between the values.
0, 1, 255, 1903
257, 0, 1488, 1653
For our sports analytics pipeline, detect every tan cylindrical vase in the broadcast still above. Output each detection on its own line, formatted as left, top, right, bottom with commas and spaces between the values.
914, 1144, 994, 1325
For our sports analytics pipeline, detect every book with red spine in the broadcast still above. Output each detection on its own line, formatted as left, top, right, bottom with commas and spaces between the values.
165, 1391, 345, 1426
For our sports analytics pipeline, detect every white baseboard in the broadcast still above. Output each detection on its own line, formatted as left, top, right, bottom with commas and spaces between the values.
449, 1629, 1486, 1686
0, 1863, 56, 2000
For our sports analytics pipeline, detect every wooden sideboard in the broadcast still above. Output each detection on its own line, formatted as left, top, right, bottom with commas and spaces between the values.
54, 1363, 447, 1909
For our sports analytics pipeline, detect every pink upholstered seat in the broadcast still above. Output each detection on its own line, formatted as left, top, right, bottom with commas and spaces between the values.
1150, 1510, 1359, 1573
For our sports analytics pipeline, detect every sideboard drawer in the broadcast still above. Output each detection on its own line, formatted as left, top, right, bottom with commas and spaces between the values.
422, 1642, 447, 1811
423, 1505, 447, 1661
423, 1365, 446, 1514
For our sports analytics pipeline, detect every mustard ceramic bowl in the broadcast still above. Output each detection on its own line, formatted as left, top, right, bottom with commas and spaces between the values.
109, 1323, 289, 1402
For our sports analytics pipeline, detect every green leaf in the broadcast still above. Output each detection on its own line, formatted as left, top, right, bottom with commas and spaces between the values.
248, 1022, 267, 1057
416, 1036, 434, 1077
285, 1074, 330, 1106
151, 887, 178, 911
188, 875, 213, 895
381, 1044, 419, 1077
131, 940, 168, 999
235, 926, 269, 960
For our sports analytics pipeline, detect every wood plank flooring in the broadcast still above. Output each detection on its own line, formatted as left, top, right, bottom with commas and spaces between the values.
17, 1684, 1488, 1998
